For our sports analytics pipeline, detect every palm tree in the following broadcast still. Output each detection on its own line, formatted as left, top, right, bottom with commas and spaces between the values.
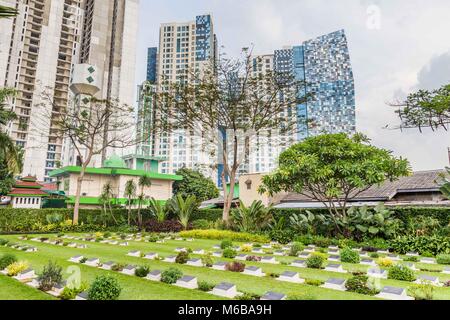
148, 197, 167, 223
0, 88, 22, 176
124, 179, 136, 225
167, 194, 198, 230
100, 182, 118, 225
0, 5, 18, 18
136, 174, 152, 229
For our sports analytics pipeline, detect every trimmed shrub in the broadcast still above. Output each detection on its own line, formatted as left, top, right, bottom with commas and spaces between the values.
268, 229, 295, 244
111, 263, 125, 272
0, 253, 17, 270
59, 283, 88, 300
88, 275, 122, 300
161, 268, 183, 284
0, 238, 9, 246
198, 281, 215, 292
175, 251, 189, 264
389, 235, 450, 256
306, 253, 326, 269
345, 275, 378, 295
377, 257, 394, 268
436, 254, 450, 265
147, 234, 159, 242
340, 247, 360, 264
225, 262, 245, 272
404, 256, 419, 262
192, 219, 210, 230
201, 253, 213, 267
38, 261, 63, 291
220, 239, 233, 249
236, 292, 260, 300
6, 261, 29, 276
388, 265, 416, 282
288, 293, 317, 300
408, 283, 435, 300
289, 242, 304, 257
246, 256, 261, 262
222, 248, 237, 259
144, 219, 188, 233
240, 244, 252, 252
179, 229, 269, 243
135, 266, 150, 278
305, 279, 324, 286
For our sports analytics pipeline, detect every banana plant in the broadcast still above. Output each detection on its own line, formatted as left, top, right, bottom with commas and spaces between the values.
289, 210, 328, 234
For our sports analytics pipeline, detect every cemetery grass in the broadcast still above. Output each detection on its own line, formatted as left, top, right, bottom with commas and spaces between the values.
1, 234, 450, 300
0, 274, 55, 300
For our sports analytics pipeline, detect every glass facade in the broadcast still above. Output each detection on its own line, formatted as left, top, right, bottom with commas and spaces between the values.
146, 47, 157, 83
195, 15, 212, 61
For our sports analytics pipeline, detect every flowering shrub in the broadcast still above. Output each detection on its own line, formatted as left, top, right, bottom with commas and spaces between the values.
240, 244, 252, 252
6, 261, 29, 276
376, 257, 394, 268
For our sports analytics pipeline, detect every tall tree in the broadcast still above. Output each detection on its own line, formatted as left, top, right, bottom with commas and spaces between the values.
124, 179, 136, 225
0, 5, 18, 18
0, 88, 23, 195
154, 48, 312, 221
173, 167, 219, 202
99, 182, 118, 225
259, 133, 411, 234
38, 89, 137, 225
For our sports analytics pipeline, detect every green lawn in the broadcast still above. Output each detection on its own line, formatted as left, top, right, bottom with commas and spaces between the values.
0, 233, 449, 300
0, 274, 55, 300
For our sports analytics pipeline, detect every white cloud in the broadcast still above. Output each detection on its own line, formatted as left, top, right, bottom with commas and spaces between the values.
136, 0, 450, 170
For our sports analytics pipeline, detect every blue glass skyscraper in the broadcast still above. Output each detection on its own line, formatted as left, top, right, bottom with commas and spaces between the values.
274, 30, 356, 140
146, 47, 157, 83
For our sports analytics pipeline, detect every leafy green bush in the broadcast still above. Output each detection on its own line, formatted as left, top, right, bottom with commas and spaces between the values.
288, 293, 317, 300
111, 263, 125, 272
306, 253, 326, 269
0, 238, 9, 246
192, 219, 210, 230
340, 247, 360, 264
388, 265, 416, 282
404, 256, 419, 262
201, 253, 213, 267
268, 229, 295, 244
0, 253, 17, 270
289, 242, 304, 257
59, 283, 88, 300
236, 292, 260, 300
134, 266, 150, 277
161, 268, 183, 284
179, 229, 269, 243
345, 275, 378, 295
369, 253, 380, 259
38, 261, 63, 291
147, 234, 159, 242
175, 251, 189, 264
198, 281, 215, 292
88, 275, 121, 300
389, 235, 450, 256
436, 254, 450, 265
305, 279, 324, 286
222, 248, 237, 259
408, 283, 435, 300
220, 239, 233, 249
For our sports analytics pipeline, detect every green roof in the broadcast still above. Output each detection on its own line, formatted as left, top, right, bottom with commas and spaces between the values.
103, 155, 127, 168
49, 166, 182, 181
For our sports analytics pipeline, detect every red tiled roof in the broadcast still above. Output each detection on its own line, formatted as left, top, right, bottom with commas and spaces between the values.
40, 182, 57, 191
14, 181, 43, 188
8, 188, 48, 196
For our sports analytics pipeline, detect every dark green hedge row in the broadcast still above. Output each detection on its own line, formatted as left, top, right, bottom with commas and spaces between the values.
1, 206, 449, 233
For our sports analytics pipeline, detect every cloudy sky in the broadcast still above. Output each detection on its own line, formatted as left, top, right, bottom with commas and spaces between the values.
135, 0, 450, 171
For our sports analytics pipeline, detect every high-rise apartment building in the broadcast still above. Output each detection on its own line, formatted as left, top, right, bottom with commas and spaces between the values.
154, 14, 218, 179
0, 0, 139, 181
0, 0, 84, 182
65, 0, 139, 168
246, 30, 356, 174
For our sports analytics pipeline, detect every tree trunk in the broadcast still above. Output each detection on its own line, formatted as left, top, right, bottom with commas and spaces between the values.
73, 166, 87, 225
127, 198, 131, 225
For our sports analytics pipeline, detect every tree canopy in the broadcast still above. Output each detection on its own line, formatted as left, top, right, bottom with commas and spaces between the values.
391, 83, 450, 132
259, 133, 411, 225
173, 167, 219, 202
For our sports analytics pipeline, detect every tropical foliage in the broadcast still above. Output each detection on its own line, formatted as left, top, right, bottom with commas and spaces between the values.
167, 194, 197, 230
173, 168, 219, 202
260, 133, 411, 235
148, 197, 168, 223
231, 200, 273, 233
0, 5, 18, 18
